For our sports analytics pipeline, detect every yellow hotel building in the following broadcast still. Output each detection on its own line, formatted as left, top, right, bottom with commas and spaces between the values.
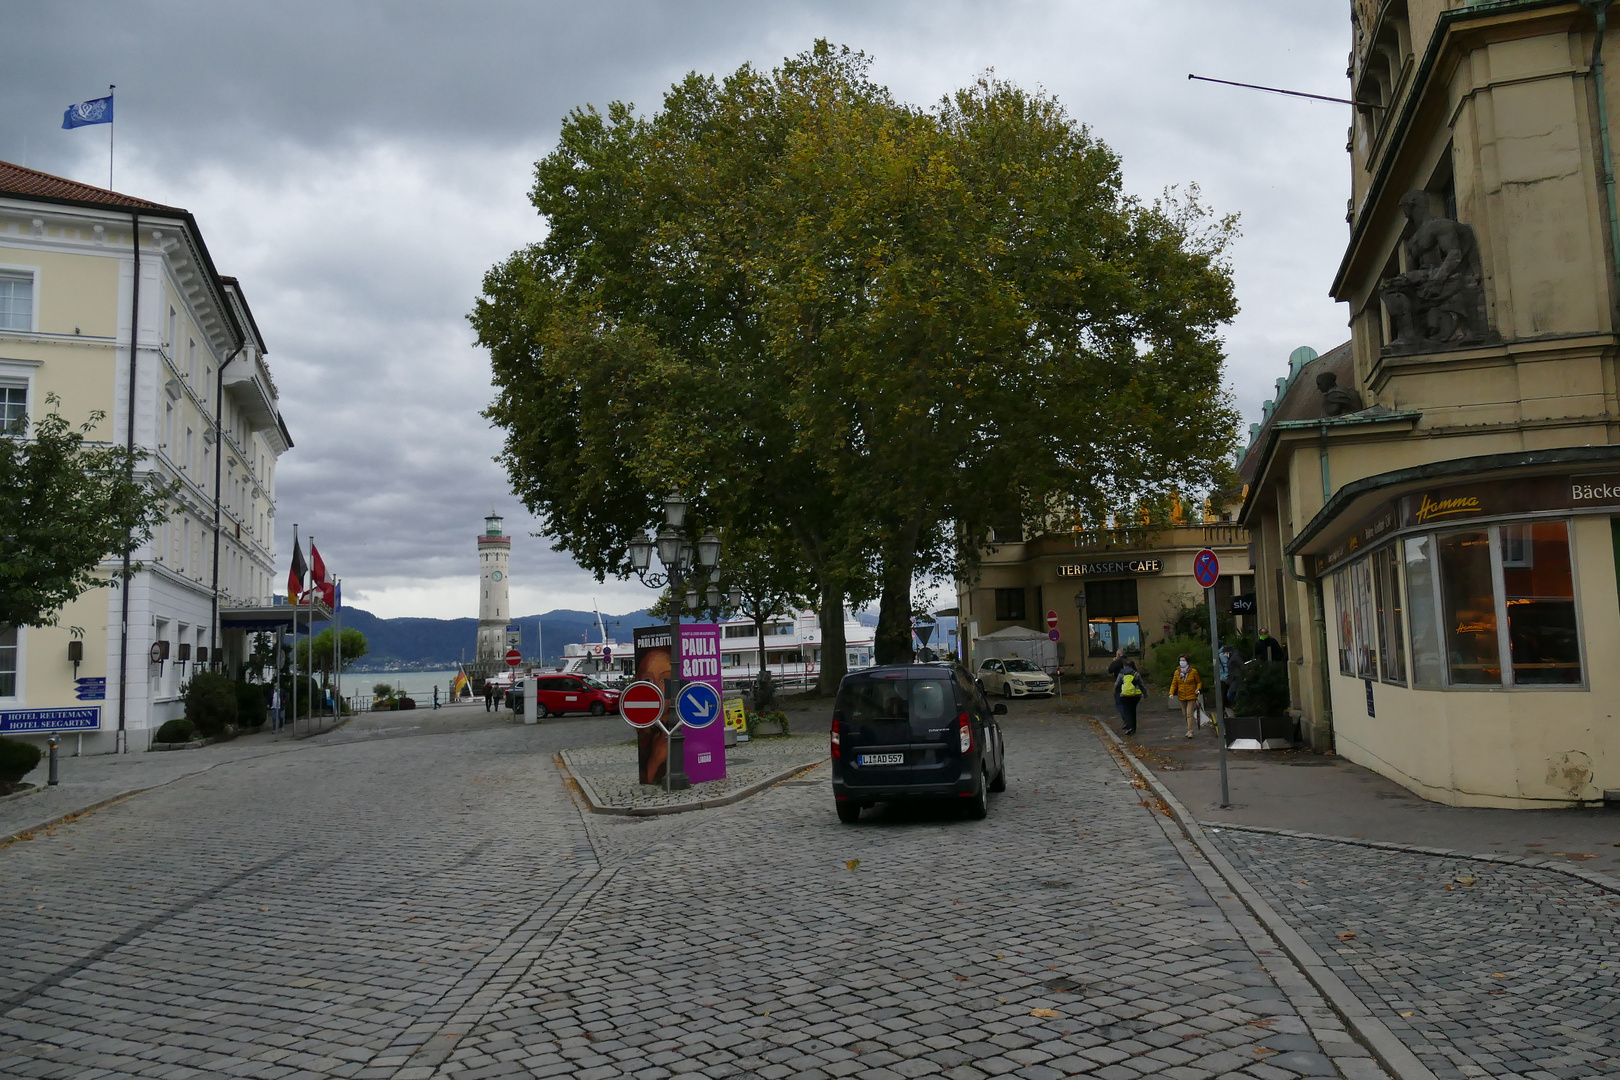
1, 162, 290, 753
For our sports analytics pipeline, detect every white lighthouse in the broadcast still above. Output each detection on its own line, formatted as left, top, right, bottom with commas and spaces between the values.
476, 510, 512, 665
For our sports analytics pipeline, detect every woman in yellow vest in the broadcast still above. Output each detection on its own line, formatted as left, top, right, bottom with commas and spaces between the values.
1169, 654, 1203, 739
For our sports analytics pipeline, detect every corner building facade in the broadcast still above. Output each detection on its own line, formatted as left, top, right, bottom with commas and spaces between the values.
1241, 1, 1620, 806
0, 162, 290, 753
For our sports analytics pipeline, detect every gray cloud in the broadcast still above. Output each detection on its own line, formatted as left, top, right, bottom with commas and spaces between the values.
2, 2, 1351, 617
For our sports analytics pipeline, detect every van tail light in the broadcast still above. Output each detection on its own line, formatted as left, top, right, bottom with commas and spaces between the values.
831, 713, 842, 760
958, 713, 973, 753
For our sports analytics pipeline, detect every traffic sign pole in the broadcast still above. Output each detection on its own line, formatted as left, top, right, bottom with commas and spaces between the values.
1194, 547, 1231, 809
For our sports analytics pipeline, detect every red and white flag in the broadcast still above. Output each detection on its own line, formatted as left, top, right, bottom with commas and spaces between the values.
309, 542, 334, 607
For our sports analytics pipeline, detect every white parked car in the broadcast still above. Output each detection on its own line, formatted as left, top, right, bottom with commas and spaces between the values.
977, 657, 1055, 698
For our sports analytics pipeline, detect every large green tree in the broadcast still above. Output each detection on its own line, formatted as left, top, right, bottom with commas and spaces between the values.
473, 42, 1239, 688
0, 396, 172, 630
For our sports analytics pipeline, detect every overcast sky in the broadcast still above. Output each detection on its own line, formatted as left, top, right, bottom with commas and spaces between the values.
3, 2, 1351, 620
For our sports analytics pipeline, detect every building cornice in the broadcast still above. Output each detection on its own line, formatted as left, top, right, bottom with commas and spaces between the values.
1331, 0, 1578, 300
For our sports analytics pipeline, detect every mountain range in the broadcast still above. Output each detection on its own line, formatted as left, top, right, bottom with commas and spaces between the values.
319, 606, 902, 671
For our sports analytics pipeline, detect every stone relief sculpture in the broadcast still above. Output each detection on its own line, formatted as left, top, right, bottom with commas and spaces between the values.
1380, 190, 1492, 352
1316, 371, 1365, 416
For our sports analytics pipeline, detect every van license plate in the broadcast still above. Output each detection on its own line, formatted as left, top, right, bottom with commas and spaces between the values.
859, 753, 904, 765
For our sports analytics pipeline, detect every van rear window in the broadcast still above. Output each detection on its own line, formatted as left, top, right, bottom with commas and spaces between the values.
838, 678, 954, 725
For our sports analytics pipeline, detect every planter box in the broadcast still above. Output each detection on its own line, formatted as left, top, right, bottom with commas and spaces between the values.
1223, 715, 1295, 745
751, 719, 787, 737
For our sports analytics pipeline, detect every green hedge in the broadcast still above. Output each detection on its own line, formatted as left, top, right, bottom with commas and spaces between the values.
234, 680, 267, 727
0, 735, 42, 785
183, 671, 238, 736
154, 718, 197, 744
1234, 660, 1291, 717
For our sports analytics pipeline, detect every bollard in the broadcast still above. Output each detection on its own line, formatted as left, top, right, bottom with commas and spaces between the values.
47, 734, 59, 786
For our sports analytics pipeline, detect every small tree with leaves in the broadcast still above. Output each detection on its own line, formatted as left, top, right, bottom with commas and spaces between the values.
0, 396, 172, 631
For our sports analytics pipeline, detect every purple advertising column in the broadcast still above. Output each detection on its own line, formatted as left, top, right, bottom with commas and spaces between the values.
681, 622, 726, 783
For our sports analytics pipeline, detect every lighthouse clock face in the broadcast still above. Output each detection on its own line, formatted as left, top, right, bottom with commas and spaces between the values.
491, 571, 503, 581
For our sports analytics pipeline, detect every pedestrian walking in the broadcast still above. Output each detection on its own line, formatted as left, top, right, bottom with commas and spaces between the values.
432, 685, 441, 710
1219, 644, 1243, 710
484, 681, 495, 713
269, 683, 282, 732
1105, 648, 1128, 723
1169, 654, 1203, 739
1254, 628, 1285, 663
1114, 658, 1145, 735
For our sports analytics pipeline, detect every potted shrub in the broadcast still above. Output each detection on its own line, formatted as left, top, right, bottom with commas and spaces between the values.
748, 708, 790, 737
1229, 660, 1294, 743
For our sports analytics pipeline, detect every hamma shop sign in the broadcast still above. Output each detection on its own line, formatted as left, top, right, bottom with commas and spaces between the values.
1314, 472, 1620, 573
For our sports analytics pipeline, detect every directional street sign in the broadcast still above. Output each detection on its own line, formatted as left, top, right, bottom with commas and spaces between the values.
1193, 548, 1221, 589
619, 680, 665, 728
675, 682, 722, 729
1045, 609, 1058, 630
74, 677, 107, 702
504, 648, 522, 667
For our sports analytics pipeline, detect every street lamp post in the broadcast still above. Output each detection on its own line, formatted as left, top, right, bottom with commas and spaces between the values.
626, 495, 728, 793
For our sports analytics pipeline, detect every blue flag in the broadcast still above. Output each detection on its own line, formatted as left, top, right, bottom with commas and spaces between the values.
62, 95, 113, 129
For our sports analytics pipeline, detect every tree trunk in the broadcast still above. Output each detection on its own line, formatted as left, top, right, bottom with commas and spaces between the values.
816, 577, 847, 696
873, 520, 922, 665
755, 614, 767, 683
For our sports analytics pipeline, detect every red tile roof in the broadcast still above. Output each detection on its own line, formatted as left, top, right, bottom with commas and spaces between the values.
0, 159, 182, 212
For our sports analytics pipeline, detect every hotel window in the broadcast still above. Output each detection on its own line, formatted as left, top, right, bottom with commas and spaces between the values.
993, 588, 1026, 622
1086, 579, 1140, 657
0, 272, 33, 331
0, 624, 15, 697
0, 381, 25, 432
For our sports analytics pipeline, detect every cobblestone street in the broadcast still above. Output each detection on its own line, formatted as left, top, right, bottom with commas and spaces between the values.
0, 702, 1612, 1079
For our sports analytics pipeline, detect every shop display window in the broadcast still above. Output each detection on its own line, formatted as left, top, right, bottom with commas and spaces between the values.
1500, 522, 1580, 685
1349, 520, 1584, 691
1333, 558, 1380, 679
1436, 529, 1500, 684
1403, 535, 1444, 687
1086, 579, 1140, 657
1373, 545, 1406, 685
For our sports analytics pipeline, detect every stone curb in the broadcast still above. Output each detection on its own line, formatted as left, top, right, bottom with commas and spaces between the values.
0, 784, 42, 806
1, 788, 152, 847
1094, 720, 1440, 1080
557, 748, 826, 816
290, 716, 352, 741
1195, 820, 1620, 896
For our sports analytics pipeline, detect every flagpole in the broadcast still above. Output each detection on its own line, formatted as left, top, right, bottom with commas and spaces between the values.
107, 85, 115, 189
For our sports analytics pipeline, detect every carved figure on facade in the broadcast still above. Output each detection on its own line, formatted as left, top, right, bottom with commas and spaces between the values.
1316, 371, 1365, 416
1379, 190, 1492, 352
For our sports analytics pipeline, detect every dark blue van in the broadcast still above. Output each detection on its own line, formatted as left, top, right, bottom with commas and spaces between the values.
830, 664, 1006, 822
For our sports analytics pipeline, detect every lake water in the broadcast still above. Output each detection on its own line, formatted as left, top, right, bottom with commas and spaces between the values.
351, 670, 470, 703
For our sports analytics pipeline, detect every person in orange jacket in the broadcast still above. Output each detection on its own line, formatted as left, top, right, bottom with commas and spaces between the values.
1169, 653, 1203, 739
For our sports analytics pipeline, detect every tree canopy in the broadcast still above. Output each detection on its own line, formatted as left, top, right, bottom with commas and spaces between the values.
0, 396, 172, 630
473, 42, 1239, 689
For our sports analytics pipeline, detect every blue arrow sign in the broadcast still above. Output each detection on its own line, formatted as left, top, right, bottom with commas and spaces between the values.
674, 682, 722, 729
75, 677, 107, 701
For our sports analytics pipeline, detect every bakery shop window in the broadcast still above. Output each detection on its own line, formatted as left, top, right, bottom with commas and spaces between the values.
1343, 521, 1583, 691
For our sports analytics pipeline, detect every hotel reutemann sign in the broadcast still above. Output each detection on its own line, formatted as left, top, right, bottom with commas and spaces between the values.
1313, 471, 1620, 574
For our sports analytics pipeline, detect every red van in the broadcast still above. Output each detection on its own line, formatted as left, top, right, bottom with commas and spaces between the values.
532, 674, 620, 718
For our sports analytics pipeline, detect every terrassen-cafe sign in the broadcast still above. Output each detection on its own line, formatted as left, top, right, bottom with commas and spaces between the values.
1056, 557, 1162, 577
1314, 472, 1620, 573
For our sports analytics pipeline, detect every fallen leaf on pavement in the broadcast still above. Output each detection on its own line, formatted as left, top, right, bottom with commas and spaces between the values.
954, 974, 967, 981
845, 859, 860, 871
1491, 973, 1507, 978
1400, 1011, 1414, 1017
1338, 932, 1356, 941
1030, 1009, 1060, 1018
1454, 876, 1476, 885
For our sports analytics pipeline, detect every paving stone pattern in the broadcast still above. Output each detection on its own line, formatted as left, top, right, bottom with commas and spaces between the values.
564, 735, 826, 810
1208, 829, 1620, 1079
1, 712, 1375, 1079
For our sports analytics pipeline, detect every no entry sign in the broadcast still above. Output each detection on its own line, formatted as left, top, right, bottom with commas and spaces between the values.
1193, 548, 1220, 590
1045, 609, 1058, 630
619, 680, 665, 729
505, 648, 522, 667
